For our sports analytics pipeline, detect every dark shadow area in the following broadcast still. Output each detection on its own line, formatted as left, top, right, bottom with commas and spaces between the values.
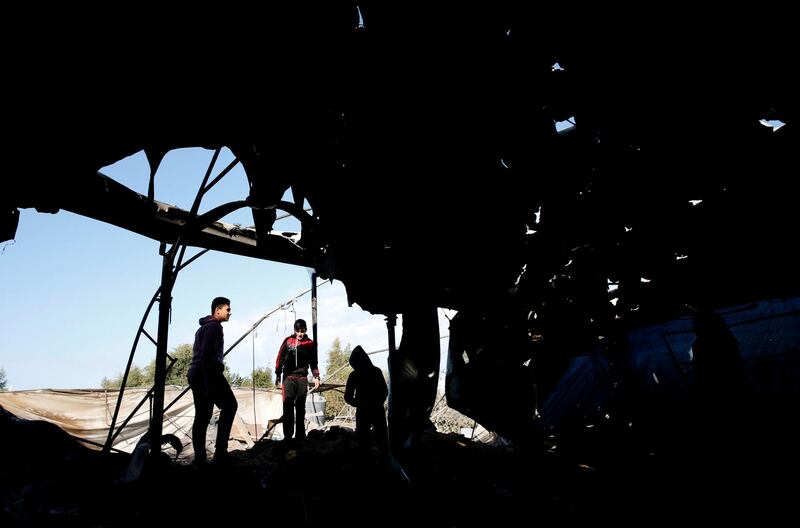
4, 405, 797, 526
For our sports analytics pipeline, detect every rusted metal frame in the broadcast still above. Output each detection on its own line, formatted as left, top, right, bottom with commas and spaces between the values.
104, 151, 225, 453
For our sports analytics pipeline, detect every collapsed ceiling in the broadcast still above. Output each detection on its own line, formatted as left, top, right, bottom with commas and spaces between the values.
5, 4, 797, 330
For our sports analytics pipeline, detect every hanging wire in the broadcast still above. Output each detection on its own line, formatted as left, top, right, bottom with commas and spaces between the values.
252, 330, 257, 439
278, 299, 296, 335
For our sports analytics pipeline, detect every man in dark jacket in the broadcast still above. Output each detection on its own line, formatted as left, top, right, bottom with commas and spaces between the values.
275, 319, 319, 443
344, 345, 389, 457
188, 296, 238, 463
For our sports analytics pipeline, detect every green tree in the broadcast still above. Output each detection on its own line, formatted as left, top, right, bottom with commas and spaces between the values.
140, 345, 196, 386
0, 367, 8, 390
165, 344, 193, 385
228, 372, 245, 387
238, 367, 274, 388
102, 363, 146, 389
101, 343, 240, 389
323, 337, 352, 419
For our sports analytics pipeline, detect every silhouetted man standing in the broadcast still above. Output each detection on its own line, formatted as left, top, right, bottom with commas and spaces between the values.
188, 296, 238, 463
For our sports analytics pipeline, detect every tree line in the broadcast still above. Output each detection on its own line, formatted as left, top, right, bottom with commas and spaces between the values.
99, 338, 357, 394
100, 344, 274, 390
99, 338, 399, 423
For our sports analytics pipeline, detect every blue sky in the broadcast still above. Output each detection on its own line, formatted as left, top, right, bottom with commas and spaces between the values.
1, 148, 451, 390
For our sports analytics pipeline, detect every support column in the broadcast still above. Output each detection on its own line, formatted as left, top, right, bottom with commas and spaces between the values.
385, 313, 398, 453
387, 306, 440, 456
385, 314, 397, 356
311, 272, 318, 346
150, 243, 174, 457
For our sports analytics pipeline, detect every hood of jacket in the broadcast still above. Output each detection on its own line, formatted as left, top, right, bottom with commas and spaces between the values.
198, 315, 216, 326
349, 345, 372, 370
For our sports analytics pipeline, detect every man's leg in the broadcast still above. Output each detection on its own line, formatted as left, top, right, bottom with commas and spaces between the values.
371, 406, 389, 457
294, 378, 308, 441
282, 378, 296, 441
189, 379, 212, 462
355, 408, 370, 450
213, 378, 238, 456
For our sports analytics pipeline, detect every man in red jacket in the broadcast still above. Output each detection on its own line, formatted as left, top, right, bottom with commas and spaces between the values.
275, 319, 320, 444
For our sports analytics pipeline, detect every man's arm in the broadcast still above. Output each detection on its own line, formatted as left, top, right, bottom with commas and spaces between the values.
275, 338, 287, 387
199, 324, 222, 371
344, 372, 357, 407
376, 368, 388, 402
309, 340, 320, 389
200, 323, 224, 392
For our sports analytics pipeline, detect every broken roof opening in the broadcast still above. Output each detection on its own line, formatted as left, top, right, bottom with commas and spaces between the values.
555, 116, 576, 133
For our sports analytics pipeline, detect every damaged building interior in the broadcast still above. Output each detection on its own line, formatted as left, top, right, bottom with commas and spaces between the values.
2, 4, 798, 526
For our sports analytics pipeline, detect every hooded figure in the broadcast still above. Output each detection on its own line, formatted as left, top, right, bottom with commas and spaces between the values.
691, 309, 747, 411
344, 345, 389, 456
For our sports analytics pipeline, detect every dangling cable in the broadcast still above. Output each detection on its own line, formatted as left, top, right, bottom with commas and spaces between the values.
252, 330, 257, 440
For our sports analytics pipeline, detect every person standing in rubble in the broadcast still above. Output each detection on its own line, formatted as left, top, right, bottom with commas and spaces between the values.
275, 319, 320, 445
690, 307, 750, 458
188, 296, 238, 463
344, 345, 389, 458
690, 308, 747, 413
